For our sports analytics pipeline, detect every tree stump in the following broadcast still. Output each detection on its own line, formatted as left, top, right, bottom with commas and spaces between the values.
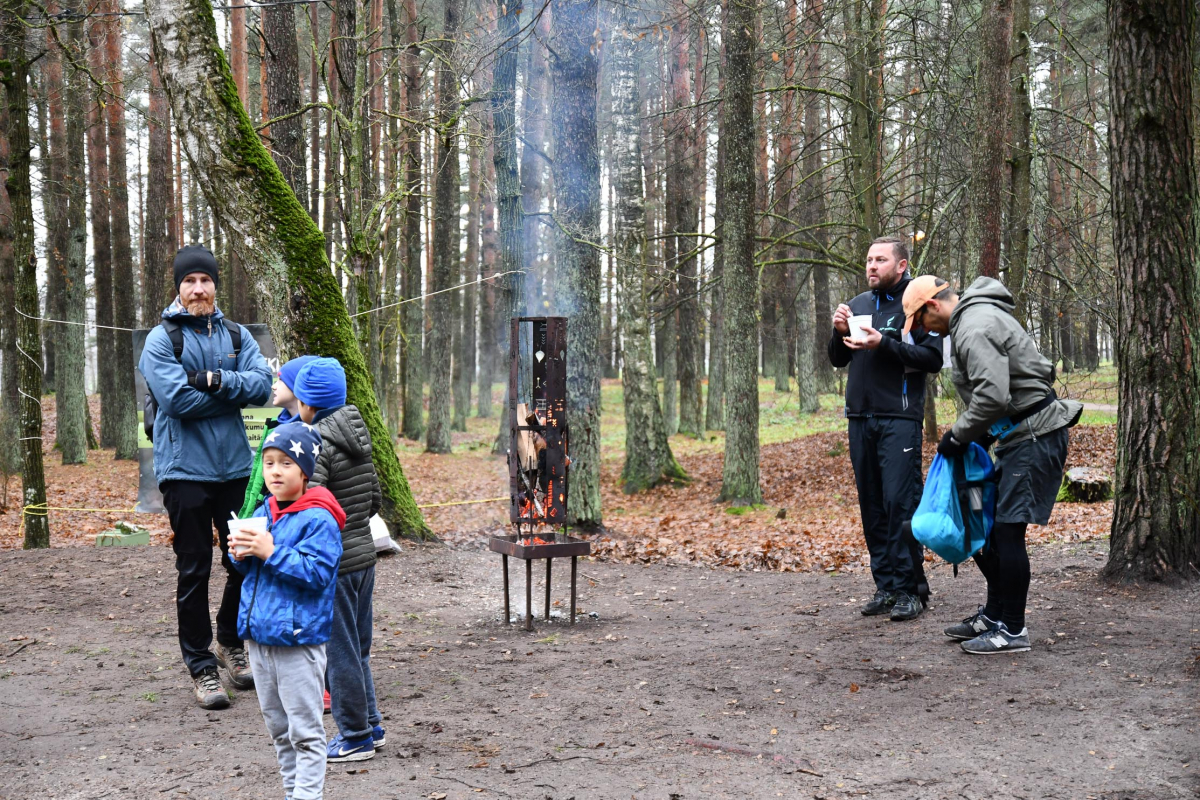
1060, 467, 1113, 503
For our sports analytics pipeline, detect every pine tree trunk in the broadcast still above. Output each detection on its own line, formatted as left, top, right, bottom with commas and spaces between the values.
477, 98, 497, 419
86, 17, 115, 449
454, 117, 480, 431
42, 25, 65, 398
146, 0, 429, 539
1104, 0, 1200, 582
103, 2, 138, 460
2, 0, 49, 546
705, 25, 726, 433
56, 16, 89, 465
611, 9, 687, 494
718, 0, 761, 505
1006, 0, 1032, 324
971, 0, 1011, 279
844, 0, 883, 259
0, 19, 16, 428
425, 0, 459, 453
400, 0, 424, 441
550, 0, 602, 526
519, 12, 548, 288
489, 0, 526, 454
263, 0, 308, 209
144, 56, 173, 323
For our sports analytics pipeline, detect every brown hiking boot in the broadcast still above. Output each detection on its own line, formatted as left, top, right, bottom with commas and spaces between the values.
215, 642, 254, 690
192, 667, 230, 709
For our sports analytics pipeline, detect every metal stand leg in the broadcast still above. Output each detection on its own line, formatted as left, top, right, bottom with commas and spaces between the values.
545, 558, 552, 620
525, 558, 532, 631
570, 555, 578, 626
502, 554, 510, 624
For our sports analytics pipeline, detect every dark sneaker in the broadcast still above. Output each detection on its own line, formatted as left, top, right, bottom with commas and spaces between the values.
889, 592, 924, 621
192, 667, 230, 709
327, 733, 375, 762
372, 724, 386, 748
861, 590, 896, 616
961, 623, 1031, 655
215, 642, 254, 690
944, 607, 998, 641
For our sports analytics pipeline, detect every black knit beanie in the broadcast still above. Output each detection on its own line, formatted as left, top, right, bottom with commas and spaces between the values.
173, 245, 220, 293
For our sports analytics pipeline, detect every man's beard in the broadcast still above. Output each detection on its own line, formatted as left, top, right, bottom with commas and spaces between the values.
185, 297, 215, 317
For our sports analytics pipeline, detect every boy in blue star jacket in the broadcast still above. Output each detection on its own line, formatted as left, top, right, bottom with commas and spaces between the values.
229, 421, 345, 800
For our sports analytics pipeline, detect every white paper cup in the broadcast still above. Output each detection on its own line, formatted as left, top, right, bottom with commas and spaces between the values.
848, 314, 873, 342
229, 517, 267, 555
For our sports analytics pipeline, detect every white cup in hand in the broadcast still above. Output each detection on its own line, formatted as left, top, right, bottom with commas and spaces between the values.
848, 315, 873, 342
229, 516, 267, 557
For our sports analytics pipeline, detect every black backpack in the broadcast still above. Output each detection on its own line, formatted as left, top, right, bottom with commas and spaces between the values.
143, 319, 243, 443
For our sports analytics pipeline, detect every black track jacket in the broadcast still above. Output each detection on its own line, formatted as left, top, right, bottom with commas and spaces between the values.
828, 275, 944, 422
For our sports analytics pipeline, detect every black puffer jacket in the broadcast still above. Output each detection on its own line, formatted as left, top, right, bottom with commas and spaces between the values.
310, 404, 381, 575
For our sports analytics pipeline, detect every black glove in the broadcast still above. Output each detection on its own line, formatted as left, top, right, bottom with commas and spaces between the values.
977, 432, 997, 451
186, 370, 222, 393
937, 429, 969, 458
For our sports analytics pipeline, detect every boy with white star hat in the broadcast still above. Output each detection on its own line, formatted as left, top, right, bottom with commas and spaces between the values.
229, 421, 346, 800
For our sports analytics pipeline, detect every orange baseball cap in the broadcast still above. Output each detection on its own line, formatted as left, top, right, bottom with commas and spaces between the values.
902, 275, 949, 334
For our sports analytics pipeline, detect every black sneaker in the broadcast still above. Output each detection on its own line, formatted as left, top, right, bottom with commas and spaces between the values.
960, 623, 1031, 655
192, 667, 230, 709
215, 642, 254, 690
861, 590, 896, 616
889, 592, 924, 621
944, 607, 997, 641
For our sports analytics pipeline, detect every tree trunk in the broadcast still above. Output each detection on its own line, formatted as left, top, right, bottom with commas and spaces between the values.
42, 25, 65, 398
2, 0, 49, 546
144, 56, 174, 324
146, 0, 429, 539
844, 0, 883, 261
550, 0, 602, 526
490, 0, 526, 454
970, 0, 1011, 280
719, 0, 761, 505
400, 0, 424, 441
86, 17, 115, 449
1104, 0, 1200, 582
0, 11, 16, 430
455, 115, 480, 431
477, 98, 497, 419
103, 1, 138, 460
520, 11, 549, 294
309, 1, 320, 223
1006, 0, 1032, 324
611, 6, 687, 493
425, 0, 460, 453
56, 16, 89, 465
263, 0, 308, 209
704, 17, 726, 433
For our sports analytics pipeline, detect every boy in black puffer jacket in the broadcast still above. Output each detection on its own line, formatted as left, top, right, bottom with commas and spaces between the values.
294, 357, 384, 762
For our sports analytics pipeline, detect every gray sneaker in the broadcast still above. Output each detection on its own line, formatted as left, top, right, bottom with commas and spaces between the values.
861, 590, 896, 616
889, 591, 924, 621
960, 623, 1031, 655
944, 607, 997, 641
193, 667, 231, 709
215, 642, 254, 690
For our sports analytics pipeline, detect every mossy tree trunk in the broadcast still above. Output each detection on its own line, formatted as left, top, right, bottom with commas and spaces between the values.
1104, 0, 1200, 581
146, 0, 429, 539
718, 0, 762, 506
551, 0, 603, 527
610, 9, 687, 494
2, 0, 50, 547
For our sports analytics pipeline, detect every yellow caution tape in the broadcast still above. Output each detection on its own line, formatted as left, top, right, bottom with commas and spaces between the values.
416, 497, 507, 509
22, 503, 142, 516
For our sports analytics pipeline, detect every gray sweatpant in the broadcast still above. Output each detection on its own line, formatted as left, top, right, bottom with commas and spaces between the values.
247, 641, 328, 800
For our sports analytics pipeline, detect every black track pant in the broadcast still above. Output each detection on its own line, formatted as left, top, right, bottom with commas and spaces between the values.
972, 522, 1030, 632
848, 416, 928, 598
161, 477, 249, 676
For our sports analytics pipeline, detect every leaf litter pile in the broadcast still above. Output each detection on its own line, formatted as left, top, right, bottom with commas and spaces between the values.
2, 396, 1115, 576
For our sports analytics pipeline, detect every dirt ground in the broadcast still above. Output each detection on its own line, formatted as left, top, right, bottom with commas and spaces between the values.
1, 538, 1196, 800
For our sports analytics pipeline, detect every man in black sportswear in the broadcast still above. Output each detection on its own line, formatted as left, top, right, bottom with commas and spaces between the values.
828, 236, 943, 620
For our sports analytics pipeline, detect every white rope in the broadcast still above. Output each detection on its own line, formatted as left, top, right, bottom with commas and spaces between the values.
348, 270, 526, 318
13, 305, 136, 332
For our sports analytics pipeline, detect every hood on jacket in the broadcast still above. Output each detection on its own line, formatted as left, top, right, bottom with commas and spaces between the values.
950, 277, 1015, 334
269, 485, 347, 531
161, 296, 228, 323
316, 404, 373, 460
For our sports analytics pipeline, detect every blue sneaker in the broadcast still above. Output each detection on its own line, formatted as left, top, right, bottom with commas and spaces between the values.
327, 733, 375, 762
372, 725, 386, 749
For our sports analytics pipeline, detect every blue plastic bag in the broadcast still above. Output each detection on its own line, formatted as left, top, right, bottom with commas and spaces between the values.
911, 443, 996, 565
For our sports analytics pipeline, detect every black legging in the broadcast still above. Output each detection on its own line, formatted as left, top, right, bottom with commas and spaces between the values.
971, 521, 1030, 632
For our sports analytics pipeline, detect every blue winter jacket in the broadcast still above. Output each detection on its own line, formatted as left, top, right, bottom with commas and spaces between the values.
138, 300, 272, 485
230, 486, 346, 647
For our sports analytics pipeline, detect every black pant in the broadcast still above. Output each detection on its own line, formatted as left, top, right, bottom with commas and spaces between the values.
973, 521, 1030, 632
848, 416, 928, 597
161, 477, 249, 676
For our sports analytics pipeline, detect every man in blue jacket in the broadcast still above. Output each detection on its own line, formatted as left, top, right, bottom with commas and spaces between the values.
138, 245, 272, 708
829, 236, 944, 621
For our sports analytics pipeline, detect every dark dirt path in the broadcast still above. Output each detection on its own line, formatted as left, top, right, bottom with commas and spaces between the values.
0, 540, 1195, 800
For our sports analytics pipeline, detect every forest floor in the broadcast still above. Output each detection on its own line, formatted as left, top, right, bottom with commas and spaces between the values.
0, 538, 1196, 800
